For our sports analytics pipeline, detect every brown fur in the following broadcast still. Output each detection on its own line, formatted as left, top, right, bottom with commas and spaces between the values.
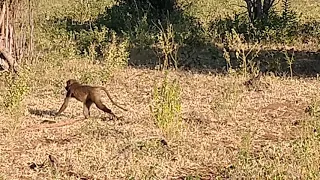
56, 79, 127, 119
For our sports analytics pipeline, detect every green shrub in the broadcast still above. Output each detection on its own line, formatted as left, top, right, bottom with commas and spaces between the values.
34, 19, 80, 64
154, 22, 179, 70
209, 0, 302, 44
75, 26, 110, 59
3, 70, 30, 111
102, 31, 129, 69
150, 72, 182, 133
306, 98, 320, 117
224, 29, 260, 76
77, 31, 129, 83
78, 69, 102, 85
96, 0, 202, 49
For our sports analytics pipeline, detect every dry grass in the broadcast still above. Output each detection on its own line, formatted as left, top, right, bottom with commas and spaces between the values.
1, 0, 320, 178
1, 59, 320, 179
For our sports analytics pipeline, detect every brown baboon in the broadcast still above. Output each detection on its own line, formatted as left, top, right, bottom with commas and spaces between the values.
56, 79, 127, 119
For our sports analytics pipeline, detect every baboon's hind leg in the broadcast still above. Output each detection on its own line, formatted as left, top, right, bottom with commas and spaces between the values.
83, 100, 93, 119
95, 101, 117, 119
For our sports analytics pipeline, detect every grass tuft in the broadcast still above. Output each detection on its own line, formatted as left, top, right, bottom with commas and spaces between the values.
150, 71, 182, 134
3, 69, 30, 112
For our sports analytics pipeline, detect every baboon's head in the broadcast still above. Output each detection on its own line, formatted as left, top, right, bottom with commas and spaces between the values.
65, 79, 79, 91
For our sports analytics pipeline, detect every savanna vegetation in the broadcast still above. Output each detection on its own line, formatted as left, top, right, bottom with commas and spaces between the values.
1, 0, 320, 179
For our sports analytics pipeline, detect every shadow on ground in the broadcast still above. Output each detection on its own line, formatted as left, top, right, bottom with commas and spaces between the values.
28, 108, 56, 117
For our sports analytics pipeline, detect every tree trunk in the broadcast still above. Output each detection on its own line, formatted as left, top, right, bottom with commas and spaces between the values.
244, 0, 254, 23
0, 0, 34, 73
263, 0, 276, 17
244, 0, 276, 24
255, 0, 262, 20
0, 45, 18, 72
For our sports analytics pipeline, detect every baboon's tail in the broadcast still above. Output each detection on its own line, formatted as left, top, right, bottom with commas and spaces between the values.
100, 87, 128, 111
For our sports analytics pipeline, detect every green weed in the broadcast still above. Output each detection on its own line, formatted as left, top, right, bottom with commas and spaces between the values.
150, 72, 182, 134
306, 98, 320, 117
3, 69, 30, 112
224, 29, 260, 77
102, 31, 129, 70
284, 51, 295, 78
154, 21, 179, 70
79, 68, 102, 85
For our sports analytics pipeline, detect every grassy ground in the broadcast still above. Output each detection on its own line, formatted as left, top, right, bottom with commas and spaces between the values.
1, 59, 320, 179
1, 0, 320, 179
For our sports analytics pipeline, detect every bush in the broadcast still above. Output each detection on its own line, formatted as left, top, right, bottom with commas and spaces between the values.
101, 31, 129, 68
210, 0, 301, 43
3, 70, 30, 111
150, 72, 182, 133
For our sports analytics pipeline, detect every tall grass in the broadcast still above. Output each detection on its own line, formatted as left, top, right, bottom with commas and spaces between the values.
154, 22, 179, 70
150, 72, 182, 134
3, 69, 30, 112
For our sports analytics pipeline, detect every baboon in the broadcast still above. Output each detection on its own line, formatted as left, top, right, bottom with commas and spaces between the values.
56, 79, 127, 119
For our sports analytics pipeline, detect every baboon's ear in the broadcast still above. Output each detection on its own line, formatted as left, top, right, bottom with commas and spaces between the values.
66, 79, 78, 86
66, 79, 72, 86
65, 79, 75, 91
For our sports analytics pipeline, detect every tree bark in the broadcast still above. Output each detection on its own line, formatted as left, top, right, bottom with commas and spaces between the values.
256, 0, 263, 20
244, 0, 254, 23
0, 45, 17, 72
0, 2, 5, 27
244, 0, 276, 23
263, 0, 276, 17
